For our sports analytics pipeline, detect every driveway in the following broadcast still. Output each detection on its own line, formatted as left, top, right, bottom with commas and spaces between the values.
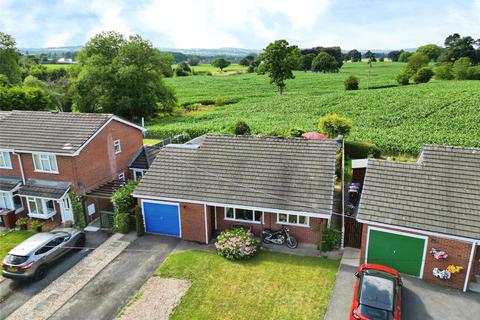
324, 247, 480, 320
49, 234, 180, 320
0, 230, 109, 320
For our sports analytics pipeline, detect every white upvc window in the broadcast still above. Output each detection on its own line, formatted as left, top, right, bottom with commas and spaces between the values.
224, 207, 263, 224
277, 213, 309, 227
0, 191, 13, 210
114, 140, 122, 154
27, 197, 56, 219
132, 169, 144, 181
32, 153, 58, 173
0, 151, 12, 169
118, 172, 125, 183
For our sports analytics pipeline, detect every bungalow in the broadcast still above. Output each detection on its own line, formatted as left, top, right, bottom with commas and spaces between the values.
0, 110, 144, 228
132, 135, 338, 244
357, 145, 480, 292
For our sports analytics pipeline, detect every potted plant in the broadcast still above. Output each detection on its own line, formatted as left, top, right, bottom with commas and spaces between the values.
30, 219, 44, 232
17, 217, 28, 230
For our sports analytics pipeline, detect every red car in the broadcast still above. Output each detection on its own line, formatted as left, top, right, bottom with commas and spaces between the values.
350, 264, 402, 320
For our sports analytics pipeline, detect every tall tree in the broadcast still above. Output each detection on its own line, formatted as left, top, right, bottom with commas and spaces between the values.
299, 53, 316, 71
257, 40, 298, 95
211, 57, 231, 71
347, 49, 362, 62
0, 32, 21, 84
311, 52, 339, 73
387, 50, 404, 62
71, 31, 176, 120
416, 44, 443, 61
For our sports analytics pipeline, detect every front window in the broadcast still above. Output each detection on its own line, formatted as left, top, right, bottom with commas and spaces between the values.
114, 140, 122, 154
224, 207, 262, 223
32, 154, 58, 173
133, 170, 144, 181
0, 191, 12, 210
27, 197, 56, 219
0, 151, 12, 169
277, 213, 309, 227
118, 173, 125, 183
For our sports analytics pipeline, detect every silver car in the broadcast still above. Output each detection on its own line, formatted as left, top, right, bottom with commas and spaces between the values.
2, 228, 86, 280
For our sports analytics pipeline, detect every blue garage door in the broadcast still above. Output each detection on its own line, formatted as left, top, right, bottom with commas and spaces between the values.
143, 202, 180, 236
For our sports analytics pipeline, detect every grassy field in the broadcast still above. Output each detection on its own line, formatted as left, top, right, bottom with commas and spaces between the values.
42, 63, 74, 70
147, 62, 480, 154
155, 250, 339, 320
0, 231, 34, 259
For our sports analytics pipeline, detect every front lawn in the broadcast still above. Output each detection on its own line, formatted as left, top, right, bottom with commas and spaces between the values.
0, 231, 35, 260
155, 250, 339, 319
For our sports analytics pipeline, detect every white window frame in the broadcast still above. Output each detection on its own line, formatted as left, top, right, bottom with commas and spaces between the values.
276, 213, 310, 227
118, 172, 125, 182
0, 151, 12, 169
114, 140, 122, 154
0, 191, 13, 210
26, 197, 56, 219
132, 169, 145, 181
32, 153, 59, 174
224, 207, 263, 224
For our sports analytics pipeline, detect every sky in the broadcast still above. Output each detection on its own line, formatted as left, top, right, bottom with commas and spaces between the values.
1, 0, 479, 50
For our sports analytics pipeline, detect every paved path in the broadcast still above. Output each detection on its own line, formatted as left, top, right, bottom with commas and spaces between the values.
6, 233, 130, 320
0, 230, 109, 320
324, 247, 360, 320
49, 234, 180, 320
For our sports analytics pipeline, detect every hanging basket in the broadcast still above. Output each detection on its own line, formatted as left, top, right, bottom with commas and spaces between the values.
430, 248, 448, 260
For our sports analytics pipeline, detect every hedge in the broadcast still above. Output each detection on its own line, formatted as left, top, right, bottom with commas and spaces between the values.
345, 141, 381, 159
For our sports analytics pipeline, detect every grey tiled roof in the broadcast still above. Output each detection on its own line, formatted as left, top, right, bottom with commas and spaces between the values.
18, 182, 70, 199
0, 110, 113, 154
357, 145, 480, 240
134, 135, 337, 215
129, 146, 161, 170
0, 177, 22, 191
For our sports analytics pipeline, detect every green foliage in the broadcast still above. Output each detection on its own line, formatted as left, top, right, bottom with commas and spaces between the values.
239, 55, 256, 67
299, 53, 316, 71
72, 31, 176, 120
234, 120, 251, 135
416, 44, 443, 61
290, 128, 305, 137
405, 52, 429, 76
114, 212, 130, 234
344, 75, 359, 90
30, 219, 44, 231
396, 72, 410, 85
345, 141, 381, 159
214, 96, 225, 106
467, 66, 480, 80
319, 114, 352, 138
312, 52, 339, 73
257, 40, 298, 94
443, 33, 479, 64
387, 50, 404, 62
0, 32, 21, 84
321, 227, 340, 252
215, 228, 259, 260
413, 67, 434, 84
398, 51, 412, 62
23, 75, 45, 88
175, 62, 192, 77
112, 180, 139, 214
435, 63, 454, 80
0, 74, 9, 86
453, 57, 471, 80
188, 56, 200, 66
69, 192, 87, 228
0, 86, 52, 110
135, 207, 145, 236
211, 58, 231, 71
347, 49, 362, 62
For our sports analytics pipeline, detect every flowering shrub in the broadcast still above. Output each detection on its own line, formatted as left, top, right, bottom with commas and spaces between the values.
215, 228, 259, 260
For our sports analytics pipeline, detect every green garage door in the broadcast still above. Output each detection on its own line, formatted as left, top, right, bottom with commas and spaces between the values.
367, 228, 426, 277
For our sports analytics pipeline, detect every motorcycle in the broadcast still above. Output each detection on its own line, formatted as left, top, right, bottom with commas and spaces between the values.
262, 226, 298, 249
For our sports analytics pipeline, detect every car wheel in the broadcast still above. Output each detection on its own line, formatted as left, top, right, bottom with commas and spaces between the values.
75, 235, 86, 249
35, 264, 48, 280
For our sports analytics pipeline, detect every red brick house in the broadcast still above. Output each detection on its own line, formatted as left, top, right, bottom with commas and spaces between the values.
0, 110, 144, 227
132, 135, 338, 245
357, 145, 480, 292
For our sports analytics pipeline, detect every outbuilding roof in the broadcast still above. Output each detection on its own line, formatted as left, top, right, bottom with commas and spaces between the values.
133, 135, 338, 216
129, 146, 161, 170
357, 145, 480, 240
0, 110, 144, 155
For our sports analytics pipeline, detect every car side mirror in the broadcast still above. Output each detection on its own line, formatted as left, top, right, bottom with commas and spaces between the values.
354, 272, 360, 278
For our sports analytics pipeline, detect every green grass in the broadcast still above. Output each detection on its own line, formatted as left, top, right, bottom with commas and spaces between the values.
0, 231, 34, 259
155, 250, 339, 320
143, 138, 162, 145
41, 63, 74, 70
181, 63, 247, 74
147, 62, 480, 154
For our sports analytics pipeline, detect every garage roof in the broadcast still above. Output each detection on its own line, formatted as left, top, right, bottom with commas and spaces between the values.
357, 145, 480, 240
133, 135, 338, 216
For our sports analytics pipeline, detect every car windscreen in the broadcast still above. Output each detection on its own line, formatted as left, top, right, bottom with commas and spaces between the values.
359, 274, 395, 311
5, 254, 29, 265
359, 304, 393, 320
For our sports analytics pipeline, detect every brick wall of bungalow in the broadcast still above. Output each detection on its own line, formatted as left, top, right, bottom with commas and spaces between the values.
360, 223, 475, 290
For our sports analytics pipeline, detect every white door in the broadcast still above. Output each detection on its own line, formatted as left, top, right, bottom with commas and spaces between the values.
60, 196, 74, 223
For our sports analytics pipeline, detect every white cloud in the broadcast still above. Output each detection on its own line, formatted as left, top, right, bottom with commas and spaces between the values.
44, 31, 74, 47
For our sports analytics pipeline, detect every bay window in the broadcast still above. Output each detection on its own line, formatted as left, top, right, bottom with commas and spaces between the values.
0, 151, 12, 169
225, 207, 262, 223
33, 154, 58, 173
277, 213, 309, 227
27, 197, 56, 219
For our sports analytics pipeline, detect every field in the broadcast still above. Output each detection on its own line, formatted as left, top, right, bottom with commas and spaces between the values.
42, 63, 74, 70
147, 62, 480, 154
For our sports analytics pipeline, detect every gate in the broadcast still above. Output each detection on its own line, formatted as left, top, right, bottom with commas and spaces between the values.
99, 211, 115, 229
344, 218, 363, 248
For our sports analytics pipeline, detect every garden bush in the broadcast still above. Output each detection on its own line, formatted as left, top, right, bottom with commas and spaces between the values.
344, 75, 359, 90
467, 66, 480, 80
215, 228, 259, 260
135, 207, 145, 236
69, 192, 86, 228
290, 128, 305, 137
396, 72, 410, 85
318, 114, 352, 138
413, 67, 434, 84
112, 180, 139, 234
234, 120, 251, 135
435, 63, 454, 80
453, 57, 471, 80
114, 212, 130, 234
321, 227, 341, 252
345, 141, 381, 159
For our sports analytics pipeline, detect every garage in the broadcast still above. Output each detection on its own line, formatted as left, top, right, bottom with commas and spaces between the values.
142, 201, 181, 237
366, 227, 427, 277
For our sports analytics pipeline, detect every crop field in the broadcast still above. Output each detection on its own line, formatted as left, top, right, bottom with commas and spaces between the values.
178, 63, 247, 75
42, 63, 74, 70
148, 62, 480, 154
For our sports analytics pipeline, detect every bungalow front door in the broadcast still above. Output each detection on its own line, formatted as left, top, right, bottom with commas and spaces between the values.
60, 196, 74, 223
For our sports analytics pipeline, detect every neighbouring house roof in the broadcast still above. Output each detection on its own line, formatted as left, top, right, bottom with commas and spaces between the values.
0, 110, 144, 155
129, 146, 161, 170
357, 145, 480, 240
133, 135, 338, 216
0, 177, 22, 191
18, 180, 70, 199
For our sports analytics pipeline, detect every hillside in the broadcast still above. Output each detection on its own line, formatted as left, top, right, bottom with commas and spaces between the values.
149, 62, 480, 154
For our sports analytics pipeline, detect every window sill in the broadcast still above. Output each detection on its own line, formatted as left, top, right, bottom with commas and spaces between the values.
28, 211, 56, 219
34, 170, 59, 174
276, 221, 310, 228
224, 217, 262, 224
0, 166, 12, 170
